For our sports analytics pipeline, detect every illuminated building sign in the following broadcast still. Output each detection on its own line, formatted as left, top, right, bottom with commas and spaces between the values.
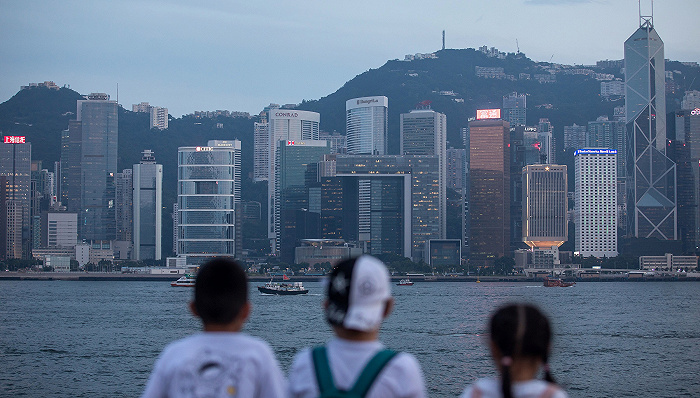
691, 108, 700, 116
476, 109, 501, 120
574, 148, 618, 156
195, 146, 213, 152
4, 136, 26, 144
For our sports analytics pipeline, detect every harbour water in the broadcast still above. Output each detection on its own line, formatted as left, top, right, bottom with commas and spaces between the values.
1, 280, 698, 397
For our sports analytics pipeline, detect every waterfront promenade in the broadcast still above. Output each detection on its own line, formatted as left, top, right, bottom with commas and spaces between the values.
1, 271, 698, 282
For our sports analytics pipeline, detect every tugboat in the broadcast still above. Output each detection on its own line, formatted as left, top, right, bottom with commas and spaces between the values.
257, 276, 308, 295
171, 273, 196, 287
396, 279, 414, 286
543, 277, 575, 287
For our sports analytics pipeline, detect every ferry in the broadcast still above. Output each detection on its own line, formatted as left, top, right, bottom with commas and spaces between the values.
543, 277, 575, 288
171, 274, 196, 287
396, 279, 414, 286
258, 279, 308, 295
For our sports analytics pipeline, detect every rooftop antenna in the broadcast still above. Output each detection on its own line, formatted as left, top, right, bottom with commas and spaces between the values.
639, 0, 653, 29
516, 39, 520, 54
116, 83, 119, 105
442, 30, 445, 50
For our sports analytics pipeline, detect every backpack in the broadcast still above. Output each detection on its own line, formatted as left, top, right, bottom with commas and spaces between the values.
311, 346, 398, 398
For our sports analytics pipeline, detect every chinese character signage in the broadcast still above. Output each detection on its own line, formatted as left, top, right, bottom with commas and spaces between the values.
4, 136, 26, 144
476, 109, 501, 120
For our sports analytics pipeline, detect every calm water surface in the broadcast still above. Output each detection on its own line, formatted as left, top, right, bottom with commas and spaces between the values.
1, 280, 698, 397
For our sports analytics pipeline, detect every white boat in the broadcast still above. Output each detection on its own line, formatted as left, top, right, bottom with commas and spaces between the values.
171, 274, 196, 287
396, 279, 414, 286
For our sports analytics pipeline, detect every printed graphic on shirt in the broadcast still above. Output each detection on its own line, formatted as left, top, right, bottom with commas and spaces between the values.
172, 348, 243, 397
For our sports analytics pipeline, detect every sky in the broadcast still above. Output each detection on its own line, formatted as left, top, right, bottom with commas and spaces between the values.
1, 0, 699, 117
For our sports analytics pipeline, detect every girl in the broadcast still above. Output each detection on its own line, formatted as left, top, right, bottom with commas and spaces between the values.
460, 304, 568, 398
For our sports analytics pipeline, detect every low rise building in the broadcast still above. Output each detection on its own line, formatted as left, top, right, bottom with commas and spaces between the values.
639, 254, 698, 272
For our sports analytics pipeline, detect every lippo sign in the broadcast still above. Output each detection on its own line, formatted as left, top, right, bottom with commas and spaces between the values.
476, 109, 501, 120
4, 136, 26, 144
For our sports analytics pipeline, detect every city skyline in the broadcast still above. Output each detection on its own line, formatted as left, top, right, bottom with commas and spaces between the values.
2, 1, 699, 117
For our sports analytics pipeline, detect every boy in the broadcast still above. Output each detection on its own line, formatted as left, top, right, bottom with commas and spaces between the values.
288, 255, 426, 398
141, 257, 287, 398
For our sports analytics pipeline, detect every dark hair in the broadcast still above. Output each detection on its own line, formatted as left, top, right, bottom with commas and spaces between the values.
489, 304, 555, 398
194, 257, 248, 325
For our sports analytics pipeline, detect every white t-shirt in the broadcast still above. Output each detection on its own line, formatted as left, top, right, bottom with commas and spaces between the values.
460, 377, 568, 398
288, 337, 426, 398
141, 332, 287, 398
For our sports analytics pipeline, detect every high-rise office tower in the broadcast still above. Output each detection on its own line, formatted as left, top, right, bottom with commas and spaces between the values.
62, 93, 119, 241
587, 116, 627, 178
510, 126, 543, 252
400, 108, 447, 238
575, 149, 618, 257
670, 109, 700, 253
115, 169, 133, 244
446, 148, 467, 191
40, 212, 77, 248
537, 118, 555, 164
267, 110, 320, 253
346, 96, 388, 155
503, 92, 527, 127
133, 150, 163, 260
274, 140, 330, 261
624, 15, 676, 240
564, 124, 587, 151
0, 137, 31, 258
522, 164, 568, 249
681, 90, 700, 110
469, 115, 510, 265
178, 140, 241, 264
331, 155, 440, 260
253, 121, 269, 182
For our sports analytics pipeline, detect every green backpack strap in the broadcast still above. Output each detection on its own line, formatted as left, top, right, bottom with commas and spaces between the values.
348, 349, 397, 397
312, 346, 341, 396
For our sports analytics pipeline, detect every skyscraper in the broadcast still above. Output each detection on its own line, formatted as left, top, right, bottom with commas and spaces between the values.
624, 15, 677, 240
502, 92, 526, 127
115, 168, 133, 245
587, 115, 626, 178
400, 108, 447, 238
274, 140, 330, 261
253, 121, 269, 182
346, 96, 388, 155
575, 149, 618, 257
670, 109, 700, 253
62, 93, 119, 241
333, 155, 439, 260
149, 106, 168, 130
564, 123, 587, 151
178, 140, 241, 264
522, 164, 568, 249
537, 118, 555, 164
469, 116, 510, 266
0, 137, 31, 258
267, 110, 320, 253
133, 150, 163, 260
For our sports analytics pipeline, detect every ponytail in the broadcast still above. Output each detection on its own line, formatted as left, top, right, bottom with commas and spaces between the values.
500, 356, 514, 398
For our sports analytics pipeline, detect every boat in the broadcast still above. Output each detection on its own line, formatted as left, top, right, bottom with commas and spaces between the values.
171, 274, 196, 287
543, 277, 575, 287
396, 279, 414, 286
257, 280, 308, 295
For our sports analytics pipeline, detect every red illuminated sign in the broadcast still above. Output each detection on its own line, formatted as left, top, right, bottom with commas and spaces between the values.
287, 140, 295, 145
476, 109, 501, 120
4, 136, 26, 144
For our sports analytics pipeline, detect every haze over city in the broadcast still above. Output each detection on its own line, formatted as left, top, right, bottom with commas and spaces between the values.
2, 0, 700, 116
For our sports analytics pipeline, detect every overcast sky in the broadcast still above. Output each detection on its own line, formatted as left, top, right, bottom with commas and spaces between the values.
1, 0, 699, 117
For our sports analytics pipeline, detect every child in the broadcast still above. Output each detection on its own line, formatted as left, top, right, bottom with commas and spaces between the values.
141, 258, 287, 398
460, 304, 568, 398
288, 255, 426, 398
